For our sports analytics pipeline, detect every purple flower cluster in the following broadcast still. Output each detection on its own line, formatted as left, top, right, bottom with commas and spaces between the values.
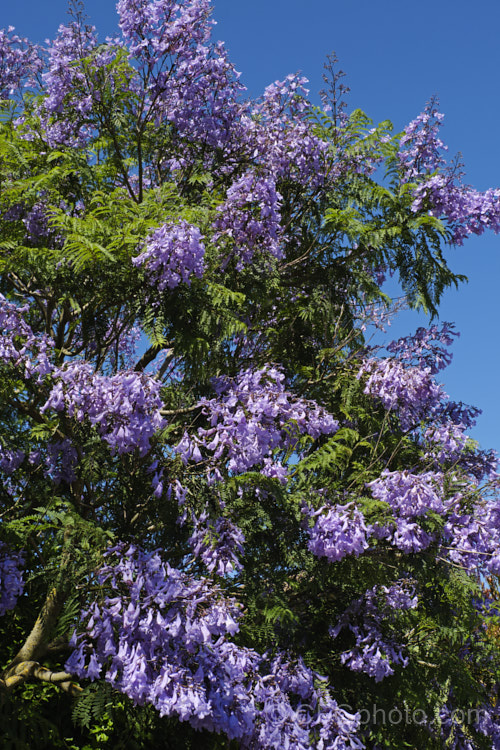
147, 5, 328, 187
212, 171, 283, 268
398, 102, 500, 245
0, 293, 53, 382
117, 0, 212, 61
440, 400, 481, 431
3, 196, 65, 247
0, 445, 26, 500
442, 495, 500, 577
22, 201, 51, 243
132, 220, 205, 291
117, 0, 247, 156
175, 365, 338, 481
42, 23, 97, 116
331, 582, 417, 683
249, 74, 329, 186
367, 470, 443, 553
339, 627, 407, 683
397, 104, 447, 182
164, 41, 246, 154
368, 470, 444, 519
188, 511, 245, 576
37, 21, 102, 146
473, 704, 500, 748
364, 467, 500, 576
411, 177, 500, 245
436, 701, 500, 749
423, 421, 469, 465
380, 581, 418, 611
360, 326, 489, 474
458, 447, 499, 484
0, 447, 24, 475
303, 464, 477, 569
358, 356, 443, 431
67, 544, 364, 749
359, 338, 497, 499
0, 542, 24, 617
43, 438, 79, 484
13, 0, 332, 197
41, 362, 165, 455
165, 66, 329, 188
385, 322, 458, 375
0, 26, 41, 99
305, 501, 372, 563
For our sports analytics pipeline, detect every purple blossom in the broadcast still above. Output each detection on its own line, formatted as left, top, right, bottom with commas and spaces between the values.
473, 704, 500, 748
385, 322, 458, 375
305, 501, 372, 563
175, 365, 338, 480
368, 470, 444, 519
0, 447, 25, 475
331, 583, 416, 683
438, 703, 482, 749
23, 201, 52, 242
41, 23, 97, 115
117, 0, 247, 158
249, 74, 330, 186
43, 438, 78, 484
366, 468, 500, 572
38, 21, 101, 146
389, 519, 433, 553
67, 543, 364, 748
0, 293, 54, 381
132, 220, 205, 290
397, 104, 447, 182
163, 41, 246, 150
358, 357, 443, 431
188, 511, 245, 576
440, 400, 481, 431
0, 26, 41, 99
117, 0, 212, 63
19, 0, 332, 194
443, 496, 500, 577
423, 421, 469, 464
360, 328, 490, 476
457, 446, 499, 483
0, 543, 24, 616
367, 470, 442, 553
340, 629, 404, 682
41, 362, 166, 455
168, 68, 329, 189
212, 171, 283, 268
380, 581, 418, 611
398, 102, 500, 245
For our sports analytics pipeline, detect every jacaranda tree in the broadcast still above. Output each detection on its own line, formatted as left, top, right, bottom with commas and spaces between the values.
2, 2, 500, 747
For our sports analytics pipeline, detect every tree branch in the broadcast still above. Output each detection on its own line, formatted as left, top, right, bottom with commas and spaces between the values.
134, 344, 164, 372
0, 661, 82, 696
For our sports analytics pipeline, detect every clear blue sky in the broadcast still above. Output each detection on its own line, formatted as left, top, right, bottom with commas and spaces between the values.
4, 0, 500, 455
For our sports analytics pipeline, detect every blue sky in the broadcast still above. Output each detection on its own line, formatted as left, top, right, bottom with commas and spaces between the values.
4, 0, 500, 455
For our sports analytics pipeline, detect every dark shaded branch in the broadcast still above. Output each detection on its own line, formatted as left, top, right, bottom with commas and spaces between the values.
134, 344, 163, 371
